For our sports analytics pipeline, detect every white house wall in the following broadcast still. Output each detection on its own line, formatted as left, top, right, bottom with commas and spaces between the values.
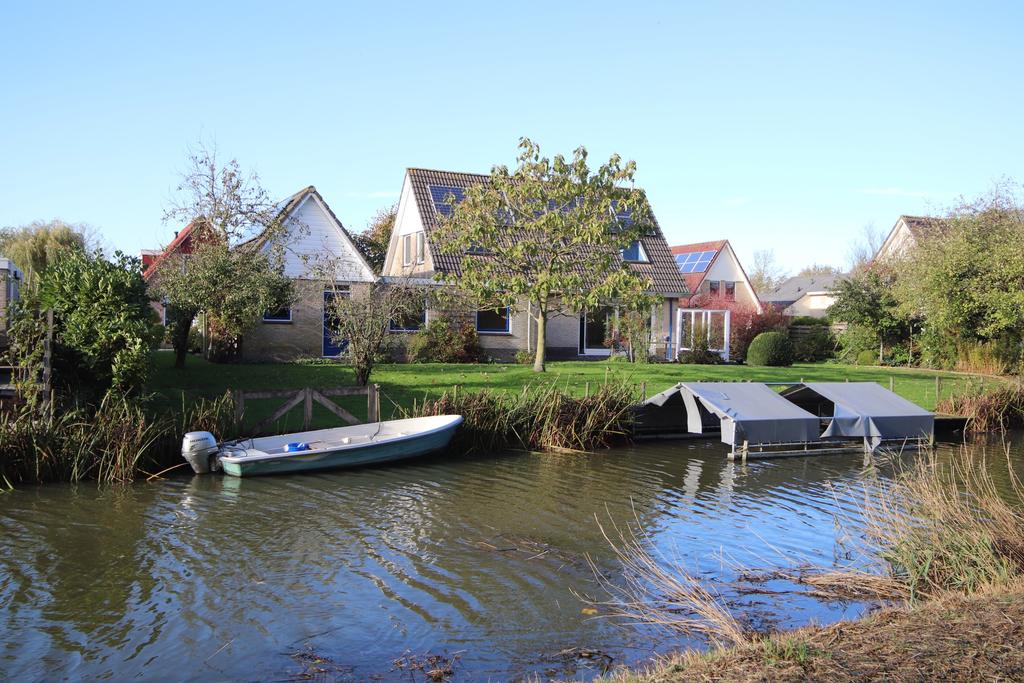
703, 244, 761, 311
277, 194, 374, 282
784, 293, 835, 318
384, 173, 433, 276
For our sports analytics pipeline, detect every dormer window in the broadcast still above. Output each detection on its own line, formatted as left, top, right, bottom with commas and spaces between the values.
621, 240, 648, 263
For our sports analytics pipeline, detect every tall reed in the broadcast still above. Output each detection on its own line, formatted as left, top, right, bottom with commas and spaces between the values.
408, 382, 637, 454
0, 392, 238, 485
937, 383, 1024, 432
851, 448, 1024, 603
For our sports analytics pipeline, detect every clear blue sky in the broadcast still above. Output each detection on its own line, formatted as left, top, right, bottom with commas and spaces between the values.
2, 1, 1021, 274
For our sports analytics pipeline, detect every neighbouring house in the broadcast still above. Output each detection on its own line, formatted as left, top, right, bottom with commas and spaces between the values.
142, 222, 204, 325
670, 240, 761, 311
873, 215, 945, 263
0, 257, 23, 340
144, 186, 375, 361
762, 273, 844, 318
669, 240, 761, 360
380, 168, 689, 361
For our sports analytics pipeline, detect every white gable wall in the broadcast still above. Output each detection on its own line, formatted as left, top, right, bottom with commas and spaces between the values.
274, 193, 374, 282
702, 244, 762, 311
383, 173, 433, 276
875, 218, 917, 262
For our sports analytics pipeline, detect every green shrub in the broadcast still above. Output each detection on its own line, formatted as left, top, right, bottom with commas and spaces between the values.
836, 323, 878, 363
746, 331, 794, 367
678, 331, 723, 365
789, 315, 829, 326
792, 325, 835, 362
407, 318, 482, 363
856, 349, 878, 366
514, 350, 534, 365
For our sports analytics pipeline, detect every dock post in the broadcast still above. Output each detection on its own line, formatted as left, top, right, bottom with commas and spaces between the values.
585, 381, 590, 397
890, 376, 894, 392
641, 381, 646, 401
367, 384, 380, 423
303, 387, 313, 430
935, 376, 940, 404
741, 439, 748, 463
234, 390, 245, 424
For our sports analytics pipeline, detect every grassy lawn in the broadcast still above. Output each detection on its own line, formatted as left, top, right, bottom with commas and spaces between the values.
150, 351, 995, 431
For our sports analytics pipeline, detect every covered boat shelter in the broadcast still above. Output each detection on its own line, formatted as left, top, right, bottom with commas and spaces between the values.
781, 382, 934, 449
639, 381, 935, 459
641, 382, 821, 457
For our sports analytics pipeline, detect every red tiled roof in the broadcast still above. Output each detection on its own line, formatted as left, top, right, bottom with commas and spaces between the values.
669, 240, 728, 298
142, 221, 203, 280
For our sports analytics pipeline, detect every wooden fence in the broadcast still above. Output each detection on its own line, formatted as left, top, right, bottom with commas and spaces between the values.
233, 384, 379, 434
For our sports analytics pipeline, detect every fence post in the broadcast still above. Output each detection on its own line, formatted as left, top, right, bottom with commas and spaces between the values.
890, 376, 894, 392
303, 387, 313, 430
641, 381, 647, 401
368, 383, 379, 423
935, 376, 940, 404
585, 381, 590, 398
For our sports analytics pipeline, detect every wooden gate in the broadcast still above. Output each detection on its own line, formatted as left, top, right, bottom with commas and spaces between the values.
233, 384, 379, 434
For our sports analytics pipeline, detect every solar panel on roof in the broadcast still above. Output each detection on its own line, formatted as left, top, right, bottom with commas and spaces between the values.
674, 249, 717, 273
429, 185, 466, 216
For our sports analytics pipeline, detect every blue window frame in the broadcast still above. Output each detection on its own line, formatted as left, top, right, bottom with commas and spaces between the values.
262, 307, 292, 323
476, 306, 510, 334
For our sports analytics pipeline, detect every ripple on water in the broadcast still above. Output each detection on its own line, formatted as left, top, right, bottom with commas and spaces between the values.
1, 437, 1019, 680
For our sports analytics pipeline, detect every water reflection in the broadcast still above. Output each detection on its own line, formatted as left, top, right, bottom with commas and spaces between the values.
1, 435, 1020, 680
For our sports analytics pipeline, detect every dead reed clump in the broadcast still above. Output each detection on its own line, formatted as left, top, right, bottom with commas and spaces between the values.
0, 391, 239, 485
579, 511, 749, 650
936, 383, 1024, 432
838, 446, 1024, 605
410, 383, 636, 454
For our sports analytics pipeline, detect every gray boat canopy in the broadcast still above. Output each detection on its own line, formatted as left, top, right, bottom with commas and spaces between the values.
643, 382, 821, 448
781, 382, 934, 448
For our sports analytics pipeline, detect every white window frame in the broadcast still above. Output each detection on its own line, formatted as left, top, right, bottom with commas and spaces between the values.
675, 308, 731, 361
402, 234, 412, 266
416, 232, 425, 264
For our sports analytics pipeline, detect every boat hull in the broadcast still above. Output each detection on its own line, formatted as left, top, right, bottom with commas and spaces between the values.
219, 417, 460, 477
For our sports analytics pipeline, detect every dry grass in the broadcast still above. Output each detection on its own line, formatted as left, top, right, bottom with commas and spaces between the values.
587, 445, 1024, 681
408, 382, 636, 454
597, 586, 1024, 682
0, 391, 239, 485
579, 509, 749, 649
937, 383, 1024, 432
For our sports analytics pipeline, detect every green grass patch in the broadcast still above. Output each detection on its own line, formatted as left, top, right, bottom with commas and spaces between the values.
150, 351, 991, 432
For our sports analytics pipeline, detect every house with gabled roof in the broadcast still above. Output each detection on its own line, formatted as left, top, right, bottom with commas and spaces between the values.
381, 168, 689, 360
762, 273, 844, 318
670, 240, 761, 313
873, 215, 945, 263
144, 185, 375, 361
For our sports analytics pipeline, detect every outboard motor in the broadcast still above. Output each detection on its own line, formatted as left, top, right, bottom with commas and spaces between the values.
182, 431, 221, 474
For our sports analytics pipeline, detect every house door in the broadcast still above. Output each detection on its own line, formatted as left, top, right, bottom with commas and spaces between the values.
578, 306, 612, 356
323, 290, 349, 357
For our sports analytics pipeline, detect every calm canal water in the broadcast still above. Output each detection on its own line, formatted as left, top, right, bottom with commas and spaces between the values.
1, 436, 1021, 681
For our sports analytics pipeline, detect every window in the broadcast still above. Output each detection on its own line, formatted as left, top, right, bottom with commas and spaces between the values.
263, 307, 292, 323
402, 234, 412, 266
708, 281, 720, 297
476, 306, 510, 333
621, 240, 649, 263
390, 299, 427, 332
725, 282, 736, 301
415, 232, 425, 264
